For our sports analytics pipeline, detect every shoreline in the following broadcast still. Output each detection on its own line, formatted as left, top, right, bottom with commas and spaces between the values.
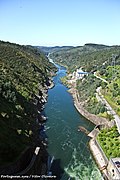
69, 87, 112, 127
48, 58, 110, 179
89, 138, 110, 180
0, 79, 54, 175
69, 87, 112, 179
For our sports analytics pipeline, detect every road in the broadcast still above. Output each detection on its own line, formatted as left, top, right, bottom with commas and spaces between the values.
94, 72, 108, 83
96, 86, 120, 133
94, 72, 120, 133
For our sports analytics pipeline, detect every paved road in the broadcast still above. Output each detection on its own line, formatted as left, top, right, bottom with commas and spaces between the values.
96, 87, 120, 133
94, 72, 120, 133
94, 72, 108, 83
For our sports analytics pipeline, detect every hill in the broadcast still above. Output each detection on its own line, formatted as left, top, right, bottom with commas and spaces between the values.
0, 40, 56, 167
35, 46, 74, 55
50, 44, 120, 72
50, 43, 120, 117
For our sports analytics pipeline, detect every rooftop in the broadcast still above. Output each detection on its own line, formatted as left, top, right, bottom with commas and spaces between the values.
78, 71, 89, 74
111, 157, 120, 173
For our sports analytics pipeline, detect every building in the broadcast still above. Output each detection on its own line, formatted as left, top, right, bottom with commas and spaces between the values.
71, 68, 89, 80
107, 158, 120, 179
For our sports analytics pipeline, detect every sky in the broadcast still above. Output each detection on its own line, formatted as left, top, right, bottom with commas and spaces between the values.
0, 0, 120, 46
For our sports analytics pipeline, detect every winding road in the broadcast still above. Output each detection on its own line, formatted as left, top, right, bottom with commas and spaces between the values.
94, 72, 108, 83
94, 72, 120, 133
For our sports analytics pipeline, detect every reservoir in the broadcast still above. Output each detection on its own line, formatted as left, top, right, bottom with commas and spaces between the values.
44, 60, 103, 179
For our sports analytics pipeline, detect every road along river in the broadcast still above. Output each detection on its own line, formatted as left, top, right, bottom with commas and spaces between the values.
44, 59, 103, 180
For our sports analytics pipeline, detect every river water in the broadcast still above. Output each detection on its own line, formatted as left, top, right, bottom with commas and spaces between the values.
44, 61, 103, 180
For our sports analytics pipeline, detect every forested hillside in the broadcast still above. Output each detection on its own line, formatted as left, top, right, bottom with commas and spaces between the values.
50, 44, 120, 117
50, 43, 120, 72
36, 46, 73, 55
0, 40, 56, 166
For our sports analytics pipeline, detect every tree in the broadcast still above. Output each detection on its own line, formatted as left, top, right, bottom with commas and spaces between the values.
113, 82, 118, 90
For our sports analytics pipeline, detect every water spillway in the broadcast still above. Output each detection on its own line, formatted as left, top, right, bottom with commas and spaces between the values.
44, 61, 103, 179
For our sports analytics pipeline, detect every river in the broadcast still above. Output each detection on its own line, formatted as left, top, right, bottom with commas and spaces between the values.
44, 59, 103, 180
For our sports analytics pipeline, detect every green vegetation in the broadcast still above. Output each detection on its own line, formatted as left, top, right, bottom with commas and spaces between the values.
60, 76, 70, 88
98, 112, 114, 121
50, 44, 120, 72
97, 126, 120, 159
0, 40, 56, 165
48, 43, 120, 161
36, 46, 73, 55
99, 65, 120, 115
50, 43, 120, 117
76, 74, 107, 115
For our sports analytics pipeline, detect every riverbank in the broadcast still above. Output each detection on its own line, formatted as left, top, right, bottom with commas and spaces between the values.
50, 60, 109, 178
0, 78, 54, 175
47, 54, 119, 179
69, 87, 112, 127
69, 85, 118, 180
89, 138, 109, 180
69, 86, 113, 179
44, 59, 104, 179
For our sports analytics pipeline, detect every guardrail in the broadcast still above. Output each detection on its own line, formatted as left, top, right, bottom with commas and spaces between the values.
95, 139, 109, 165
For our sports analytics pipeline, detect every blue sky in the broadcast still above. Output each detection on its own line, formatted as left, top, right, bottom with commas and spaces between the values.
0, 0, 120, 46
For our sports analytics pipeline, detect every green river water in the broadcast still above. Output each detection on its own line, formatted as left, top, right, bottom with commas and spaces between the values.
44, 61, 103, 180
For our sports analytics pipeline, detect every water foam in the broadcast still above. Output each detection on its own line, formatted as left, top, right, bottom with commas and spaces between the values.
63, 147, 103, 180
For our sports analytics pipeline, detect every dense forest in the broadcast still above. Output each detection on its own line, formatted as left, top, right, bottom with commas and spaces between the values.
50, 43, 120, 72
35, 46, 73, 55
0, 40, 56, 166
50, 43, 120, 117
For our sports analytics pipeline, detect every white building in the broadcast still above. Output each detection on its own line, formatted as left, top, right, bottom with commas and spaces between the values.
72, 68, 89, 80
